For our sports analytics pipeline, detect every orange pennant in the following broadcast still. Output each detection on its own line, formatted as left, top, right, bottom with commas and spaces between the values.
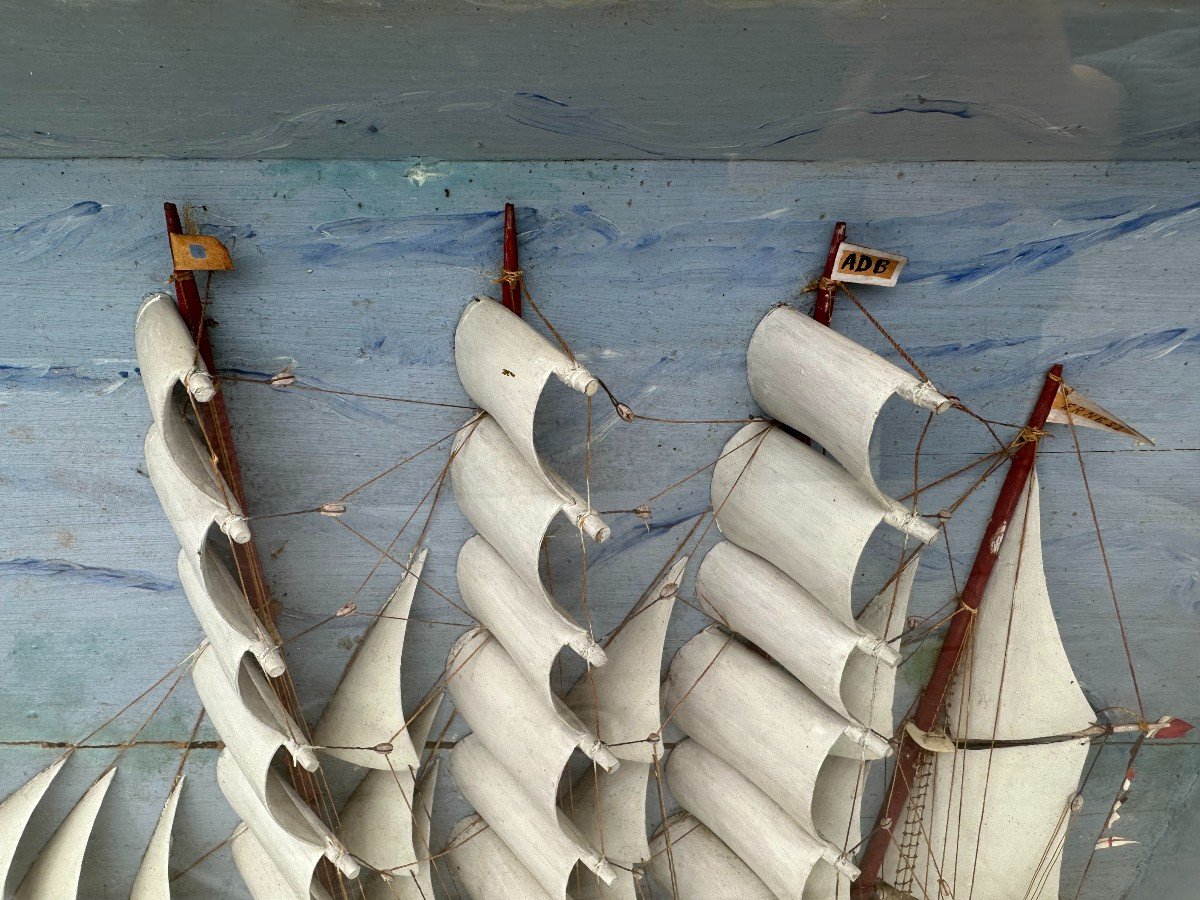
1047, 383, 1153, 445
170, 233, 234, 271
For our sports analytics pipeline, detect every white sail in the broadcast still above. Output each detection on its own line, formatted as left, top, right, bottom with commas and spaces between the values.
230, 824, 334, 900
130, 776, 185, 900
144, 413, 251, 553
445, 817, 556, 900
178, 548, 284, 681
647, 813, 773, 900
455, 294, 599, 490
458, 534, 604, 701
566, 557, 687, 763
883, 468, 1095, 899
746, 303, 949, 503
444, 297, 629, 899
339, 759, 440, 900
947, 471, 1094, 741
844, 556, 921, 740
192, 645, 319, 795
217, 752, 359, 896
696, 541, 903, 727
447, 629, 617, 813
450, 414, 609, 588
136, 292, 250, 554
660, 303, 946, 898
665, 627, 888, 840
135, 291, 217, 425
666, 740, 858, 898
562, 559, 686, 900
882, 740, 1089, 900
0, 756, 68, 894
712, 422, 936, 629
313, 548, 430, 770
450, 734, 615, 895
566, 765, 651, 900
13, 767, 116, 900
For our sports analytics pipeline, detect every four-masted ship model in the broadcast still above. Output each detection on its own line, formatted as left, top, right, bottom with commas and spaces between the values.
0, 208, 1189, 899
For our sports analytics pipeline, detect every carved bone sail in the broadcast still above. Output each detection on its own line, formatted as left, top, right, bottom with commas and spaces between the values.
565, 558, 687, 899
0, 756, 69, 895
217, 752, 359, 897
337, 759, 440, 900
139, 291, 250, 552
130, 776, 185, 900
665, 302, 944, 896
882, 470, 1095, 899
136, 291, 350, 897
666, 740, 859, 897
443, 296, 617, 898
13, 767, 116, 900
647, 813, 773, 900
313, 548, 430, 770
746, 303, 950, 504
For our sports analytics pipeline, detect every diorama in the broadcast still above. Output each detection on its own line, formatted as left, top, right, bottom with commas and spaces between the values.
2, 3, 1198, 899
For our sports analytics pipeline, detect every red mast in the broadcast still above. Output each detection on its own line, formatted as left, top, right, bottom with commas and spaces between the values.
500, 202, 522, 316
813, 221, 847, 327
854, 364, 1064, 897
162, 203, 334, 855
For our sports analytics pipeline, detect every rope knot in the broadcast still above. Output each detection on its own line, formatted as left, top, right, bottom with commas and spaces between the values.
1016, 425, 1048, 445
496, 267, 524, 287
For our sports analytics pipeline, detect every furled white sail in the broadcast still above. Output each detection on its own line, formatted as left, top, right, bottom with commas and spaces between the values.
314, 548, 431, 770
696, 541, 905, 729
445, 817, 556, 900
712, 422, 936, 629
13, 767, 116, 900
947, 471, 1095, 741
130, 776, 185, 900
458, 534, 604, 702
647, 813, 773, 900
138, 291, 353, 900
455, 294, 599, 489
338, 759, 440, 900
447, 628, 617, 812
661, 303, 944, 898
665, 627, 888, 840
192, 645, 319, 794
451, 414, 609, 587
178, 548, 284, 681
135, 291, 217, 424
0, 756, 69, 894
217, 752, 359, 898
137, 292, 250, 554
746, 303, 950, 503
450, 734, 615, 895
230, 825, 334, 900
666, 740, 859, 898
883, 468, 1095, 900
444, 297, 634, 899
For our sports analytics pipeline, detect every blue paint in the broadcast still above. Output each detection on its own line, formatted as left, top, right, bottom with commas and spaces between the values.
2, 201, 110, 263
0, 557, 176, 592
0, 363, 131, 395
905, 197, 1200, 285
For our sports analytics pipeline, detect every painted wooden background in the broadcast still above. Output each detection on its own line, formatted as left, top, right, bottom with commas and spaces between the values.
3, 0, 1199, 162
2, 159, 1198, 898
